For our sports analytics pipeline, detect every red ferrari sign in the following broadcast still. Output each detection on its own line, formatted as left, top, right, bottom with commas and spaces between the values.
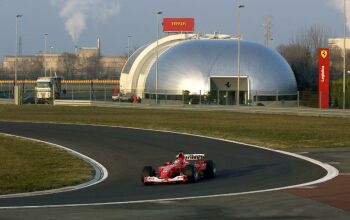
318, 48, 330, 109
163, 18, 195, 33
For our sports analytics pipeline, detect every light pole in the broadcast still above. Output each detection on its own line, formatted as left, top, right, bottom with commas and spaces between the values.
156, 11, 162, 104
44, 33, 48, 53
343, 0, 347, 109
127, 35, 132, 59
15, 14, 22, 86
44, 33, 48, 77
236, 4, 244, 106
49, 46, 54, 77
14, 14, 22, 105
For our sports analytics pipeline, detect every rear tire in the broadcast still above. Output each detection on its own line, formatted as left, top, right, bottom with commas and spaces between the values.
183, 164, 198, 183
141, 166, 155, 185
204, 160, 216, 178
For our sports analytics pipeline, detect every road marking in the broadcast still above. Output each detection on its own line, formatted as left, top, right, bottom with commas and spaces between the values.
152, 200, 177, 204
327, 162, 340, 165
0, 121, 339, 209
295, 185, 318, 189
0, 133, 109, 199
298, 152, 309, 155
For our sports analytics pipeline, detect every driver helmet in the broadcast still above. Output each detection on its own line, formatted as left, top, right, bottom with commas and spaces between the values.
176, 151, 185, 160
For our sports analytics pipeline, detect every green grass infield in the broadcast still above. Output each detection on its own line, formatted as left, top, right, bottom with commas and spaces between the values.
0, 105, 349, 149
0, 134, 93, 195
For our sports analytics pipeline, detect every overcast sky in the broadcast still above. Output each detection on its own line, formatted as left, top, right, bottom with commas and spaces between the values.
0, 0, 347, 60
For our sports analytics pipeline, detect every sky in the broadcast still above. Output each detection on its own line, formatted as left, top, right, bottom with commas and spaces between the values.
0, 0, 347, 60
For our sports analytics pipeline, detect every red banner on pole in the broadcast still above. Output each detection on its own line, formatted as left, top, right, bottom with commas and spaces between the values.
318, 48, 330, 109
163, 18, 195, 33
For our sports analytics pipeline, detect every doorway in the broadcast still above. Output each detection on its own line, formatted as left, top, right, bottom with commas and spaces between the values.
210, 76, 248, 105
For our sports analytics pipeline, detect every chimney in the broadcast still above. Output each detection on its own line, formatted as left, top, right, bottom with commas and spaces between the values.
75, 46, 79, 55
97, 37, 101, 56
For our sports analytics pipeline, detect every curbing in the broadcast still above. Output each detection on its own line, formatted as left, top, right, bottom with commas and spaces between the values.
0, 133, 108, 199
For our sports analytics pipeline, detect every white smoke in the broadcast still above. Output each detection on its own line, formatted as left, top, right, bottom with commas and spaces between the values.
50, 0, 120, 43
331, 0, 350, 31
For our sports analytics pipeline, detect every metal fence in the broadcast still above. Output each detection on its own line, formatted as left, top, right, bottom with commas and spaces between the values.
120, 89, 299, 107
1, 82, 350, 109
0, 82, 118, 104
0, 83, 14, 99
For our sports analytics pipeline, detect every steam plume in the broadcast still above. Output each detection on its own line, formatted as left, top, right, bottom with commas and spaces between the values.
50, 0, 120, 43
331, 0, 350, 31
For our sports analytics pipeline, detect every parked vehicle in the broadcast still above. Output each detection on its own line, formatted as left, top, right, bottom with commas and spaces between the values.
112, 92, 141, 103
35, 76, 62, 103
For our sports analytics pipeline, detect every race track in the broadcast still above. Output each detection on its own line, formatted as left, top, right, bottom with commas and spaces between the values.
0, 121, 328, 208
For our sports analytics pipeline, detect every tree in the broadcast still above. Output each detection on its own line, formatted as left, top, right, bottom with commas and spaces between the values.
19, 56, 44, 79
290, 25, 330, 58
277, 44, 312, 90
0, 64, 7, 79
277, 25, 331, 90
59, 53, 77, 79
83, 55, 101, 79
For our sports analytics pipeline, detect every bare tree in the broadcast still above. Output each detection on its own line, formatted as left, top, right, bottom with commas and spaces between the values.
0, 64, 6, 79
277, 44, 313, 90
18, 56, 44, 79
3, 60, 15, 80
290, 25, 330, 58
277, 25, 331, 90
84, 55, 101, 79
1, 56, 44, 80
59, 53, 77, 79
100, 56, 127, 79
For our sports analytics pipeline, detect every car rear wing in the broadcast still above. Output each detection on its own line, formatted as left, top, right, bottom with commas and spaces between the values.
184, 154, 205, 161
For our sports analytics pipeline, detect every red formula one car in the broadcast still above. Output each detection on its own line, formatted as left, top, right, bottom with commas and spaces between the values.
141, 151, 216, 185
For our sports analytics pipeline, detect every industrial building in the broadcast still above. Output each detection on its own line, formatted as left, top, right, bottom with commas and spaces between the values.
328, 38, 350, 50
1, 38, 126, 80
120, 33, 298, 105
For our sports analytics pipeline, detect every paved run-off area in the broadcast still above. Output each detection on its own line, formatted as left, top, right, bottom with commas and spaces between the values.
285, 148, 350, 214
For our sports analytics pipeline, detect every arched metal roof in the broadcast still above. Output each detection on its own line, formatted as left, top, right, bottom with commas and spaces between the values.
121, 45, 148, 74
145, 39, 297, 94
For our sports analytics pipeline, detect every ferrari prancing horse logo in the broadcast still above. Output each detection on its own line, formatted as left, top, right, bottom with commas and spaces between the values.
321, 50, 328, 59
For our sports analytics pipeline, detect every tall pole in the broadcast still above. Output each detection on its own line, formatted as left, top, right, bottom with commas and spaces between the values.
156, 11, 162, 104
44, 33, 48, 77
49, 46, 53, 77
127, 35, 132, 59
14, 14, 22, 105
263, 16, 272, 48
344, 0, 347, 109
236, 5, 244, 106
15, 15, 22, 86
44, 33, 48, 53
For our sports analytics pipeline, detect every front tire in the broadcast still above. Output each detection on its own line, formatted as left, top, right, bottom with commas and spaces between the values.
141, 166, 155, 185
183, 164, 198, 183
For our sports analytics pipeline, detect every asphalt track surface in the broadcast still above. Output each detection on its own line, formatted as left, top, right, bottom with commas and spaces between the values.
0, 121, 327, 208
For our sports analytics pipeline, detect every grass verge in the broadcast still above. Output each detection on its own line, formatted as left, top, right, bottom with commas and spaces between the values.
0, 105, 349, 149
0, 134, 93, 195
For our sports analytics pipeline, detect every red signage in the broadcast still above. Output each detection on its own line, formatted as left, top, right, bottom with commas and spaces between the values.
163, 18, 195, 33
318, 48, 330, 109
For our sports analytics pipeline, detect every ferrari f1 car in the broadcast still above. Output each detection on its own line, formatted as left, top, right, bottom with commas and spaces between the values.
141, 152, 216, 185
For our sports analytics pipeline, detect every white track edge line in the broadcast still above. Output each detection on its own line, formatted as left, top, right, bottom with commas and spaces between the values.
0, 121, 339, 209
0, 133, 109, 199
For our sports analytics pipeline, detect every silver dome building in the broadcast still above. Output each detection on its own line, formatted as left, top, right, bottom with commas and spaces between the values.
120, 34, 297, 105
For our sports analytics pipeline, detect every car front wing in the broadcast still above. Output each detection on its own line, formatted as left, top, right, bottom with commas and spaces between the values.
144, 175, 188, 184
